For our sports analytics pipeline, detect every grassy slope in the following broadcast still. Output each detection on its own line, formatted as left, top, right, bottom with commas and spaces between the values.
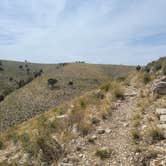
0, 60, 43, 95
0, 61, 134, 131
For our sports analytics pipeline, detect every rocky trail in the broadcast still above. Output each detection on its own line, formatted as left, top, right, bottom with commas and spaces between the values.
59, 87, 139, 166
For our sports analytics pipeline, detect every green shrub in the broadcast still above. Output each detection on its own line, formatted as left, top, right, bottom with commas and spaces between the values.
143, 73, 151, 84
79, 99, 86, 108
36, 136, 62, 163
46, 118, 64, 133
56, 107, 66, 115
37, 115, 48, 127
19, 133, 30, 145
117, 77, 126, 82
154, 62, 162, 71
24, 140, 39, 157
7, 132, 19, 144
78, 122, 91, 137
0, 139, 4, 150
100, 83, 110, 92
148, 127, 164, 143
162, 63, 166, 75
131, 130, 140, 142
95, 148, 111, 160
112, 84, 124, 100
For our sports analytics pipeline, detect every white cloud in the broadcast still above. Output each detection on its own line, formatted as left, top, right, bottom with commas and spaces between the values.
0, 0, 166, 65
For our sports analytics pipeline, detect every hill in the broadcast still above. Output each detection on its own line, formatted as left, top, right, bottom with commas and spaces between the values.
0, 60, 134, 131
145, 56, 166, 74
0, 57, 166, 165
0, 60, 43, 99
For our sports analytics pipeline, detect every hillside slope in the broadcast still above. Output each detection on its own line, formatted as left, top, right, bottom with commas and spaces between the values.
1, 69, 166, 165
0, 61, 134, 131
0, 60, 43, 98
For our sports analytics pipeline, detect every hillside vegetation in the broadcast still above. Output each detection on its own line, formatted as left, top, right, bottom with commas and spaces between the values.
0, 60, 134, 131
0, 57, 166, 165
0, 60, 43, 98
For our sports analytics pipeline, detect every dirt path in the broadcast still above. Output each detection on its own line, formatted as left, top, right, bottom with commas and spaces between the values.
60, 87, 139, 166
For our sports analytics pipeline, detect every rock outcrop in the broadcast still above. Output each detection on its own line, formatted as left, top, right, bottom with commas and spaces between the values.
153, 77, 166, 95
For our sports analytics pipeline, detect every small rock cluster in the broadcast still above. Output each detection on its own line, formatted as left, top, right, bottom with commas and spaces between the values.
153, 77, 166, 95
156, 108, 166, 138
150, 108, 166, 166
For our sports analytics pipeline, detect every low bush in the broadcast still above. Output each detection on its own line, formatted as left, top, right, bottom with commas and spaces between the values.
78, 122, 91, 137
95, 148, 111, 160
162, 63, 166, 75
0, 139, 4, 150
19, 133, 30, 146
79, 99, 86, 108
68, 81, 73, 86
154, 62, 162, 72
112, 83, 125, 100
147, 127, 164, 143
9, 77, 13, 81
19, 65, 23, 69
68, 109, 85, 127
143, 73, 151, 84
0, 95, 4, 102
0, 67, 4, 71
131, 129, 140, 142
47, 78, 58, 89
7, 132, 19, 144
100, 83, 110, 92
36, 136, 63, 163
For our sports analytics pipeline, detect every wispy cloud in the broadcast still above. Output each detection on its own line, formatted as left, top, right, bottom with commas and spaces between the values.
0, 0, 166, 65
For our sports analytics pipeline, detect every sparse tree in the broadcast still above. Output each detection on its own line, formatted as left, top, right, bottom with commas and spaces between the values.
0, 95, 4, 102
0, 67, 4, 71
26, 68, 30, 75
19, 65, 23, 70
25, 64, 28, 68
68, 81, 73, 86
9, 77, 13, 81
47, 78, 58, 89
16, 80, 25, 88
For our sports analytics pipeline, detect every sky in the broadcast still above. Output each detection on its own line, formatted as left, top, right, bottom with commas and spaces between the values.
0, 0, 166, 65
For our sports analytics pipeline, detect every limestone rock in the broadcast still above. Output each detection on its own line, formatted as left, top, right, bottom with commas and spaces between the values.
105, 128, 112, 133
97, 128, 105, 134
88, 135, 97, 143
160, 115, 166, 122
157, 124, 166, 129
156, 108, 166, 115
153, 81, 166, 95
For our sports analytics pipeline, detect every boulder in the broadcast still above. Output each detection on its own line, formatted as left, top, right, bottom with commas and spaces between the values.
161, 76, 166, 82
156, 108, 166, 115
160, 115, 166, 122
157, 124, 166, 129
153, 81, 166, 95
97, 128, 105, 134
88, 135, 97, 143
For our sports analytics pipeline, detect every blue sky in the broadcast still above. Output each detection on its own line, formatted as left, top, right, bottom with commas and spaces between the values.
0, 0, 166, 65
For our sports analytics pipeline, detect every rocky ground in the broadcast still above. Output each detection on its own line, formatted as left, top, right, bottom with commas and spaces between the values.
0, 76, 166, 166
58, 87, 140, 166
